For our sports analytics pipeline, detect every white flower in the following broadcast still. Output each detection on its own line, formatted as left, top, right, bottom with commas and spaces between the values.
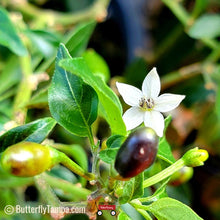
116, 68, 185, 137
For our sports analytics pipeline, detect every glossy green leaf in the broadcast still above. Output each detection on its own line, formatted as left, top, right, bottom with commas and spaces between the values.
65, 20, 96, 57
119, 173, 144, 204
36, 20, 96, 73
157, 116, 175, 164
59, 56, 127, 135
48, 44, 98, 137
0, 7, 27, 56
0, 117, 56, 152
99, 148, 119, 164
107, 135, 125, 148
100, 134, 125, 164
83, 49, 110, 82
118, 211, 132, 220
148, 197, 203, 220
189, 14, 220, 39
132, 173, 144, 199
25, 30, 60, 58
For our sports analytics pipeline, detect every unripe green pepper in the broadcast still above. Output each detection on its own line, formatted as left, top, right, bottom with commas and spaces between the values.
0, 142, 59, 177
0, 142, 95, 180
114, 127, 159, 178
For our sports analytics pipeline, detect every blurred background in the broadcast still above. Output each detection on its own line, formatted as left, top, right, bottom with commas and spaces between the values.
0, 0, 220, 219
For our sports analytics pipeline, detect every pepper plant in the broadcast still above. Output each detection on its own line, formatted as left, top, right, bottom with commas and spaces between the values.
0, 0, 218, 220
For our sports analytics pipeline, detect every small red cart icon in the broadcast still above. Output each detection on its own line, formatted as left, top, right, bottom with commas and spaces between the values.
97, 204, 116, 216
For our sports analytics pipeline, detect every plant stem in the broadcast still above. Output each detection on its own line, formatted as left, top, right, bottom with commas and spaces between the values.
13, 55, 33, 125
0, 177, 33, 188
59, 151, 95, 181
143, 159, 185, 188
191, 0, 208, 18
8, 0, 110, 28
34, 174, 60, 207
44, 174, 91, 200
130, 201, 150, 211
161, 62, 202, 90
162, 0, 189, 26
161, 0, 219, 50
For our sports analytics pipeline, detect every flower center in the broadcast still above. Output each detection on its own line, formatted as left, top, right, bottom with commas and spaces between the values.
139, 97, 154, 110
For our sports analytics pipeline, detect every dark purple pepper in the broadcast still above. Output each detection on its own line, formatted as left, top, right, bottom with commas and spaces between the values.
114, 127, 159, 178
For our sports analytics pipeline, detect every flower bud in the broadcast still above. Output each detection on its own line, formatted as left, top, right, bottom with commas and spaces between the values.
182, 147, 209, 167
0, 142, 59, 177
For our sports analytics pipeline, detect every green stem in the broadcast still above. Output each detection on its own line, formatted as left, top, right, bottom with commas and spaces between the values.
8, 0, 110, 28
0, 177, 33, 188
161, 0, 219, 50
44, 174, 91, 200
161, 62, 202, 90
162, 0, 189, 26
191, 0, 208, 18
34, 174, 60, 207
130, 201, 151, 211
59, 151, 95, 181
207, 46, 220, 62
143, 159, 185, 188
13, 55, 33, 125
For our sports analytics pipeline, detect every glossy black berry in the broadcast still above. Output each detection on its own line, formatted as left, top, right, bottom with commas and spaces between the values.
114, 127, 159, 178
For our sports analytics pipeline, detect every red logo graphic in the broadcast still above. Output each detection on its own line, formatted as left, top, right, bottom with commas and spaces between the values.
98, 205, 116, 210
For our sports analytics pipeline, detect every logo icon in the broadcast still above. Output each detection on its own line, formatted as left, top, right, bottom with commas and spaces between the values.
97, 204, 116, 216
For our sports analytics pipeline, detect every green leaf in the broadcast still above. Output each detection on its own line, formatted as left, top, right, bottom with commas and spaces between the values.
25, 29, 60, 58
0, 7, 27, 56
119, 179, 135, 204
36, 20, 96, 73
119, 173, 144, 204
118, 211, 132, 220
83, 49, 110, 82
65, 20, 96, 57
99, 135, 125, 164
26, 87, 49, 109
189, 14, 220, 39
147, 197, 203, 220
0, 117, 56, 152
157, 116, 175, 164
99, 148, 119, 164
59, 56, 127, 135
157, 139, 175, 164
0, 56, 21, 95
48, 44, 98, 137
132, 173, 144, 199
48, 165, 78, 183
106, 135, 125, 148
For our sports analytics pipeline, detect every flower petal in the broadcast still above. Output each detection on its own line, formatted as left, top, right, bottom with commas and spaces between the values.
123, 107, 144, 130
116, 82, 143, 106
142, 67, 161, 99
144, 111, 164, 137
154, 93, 185, 112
